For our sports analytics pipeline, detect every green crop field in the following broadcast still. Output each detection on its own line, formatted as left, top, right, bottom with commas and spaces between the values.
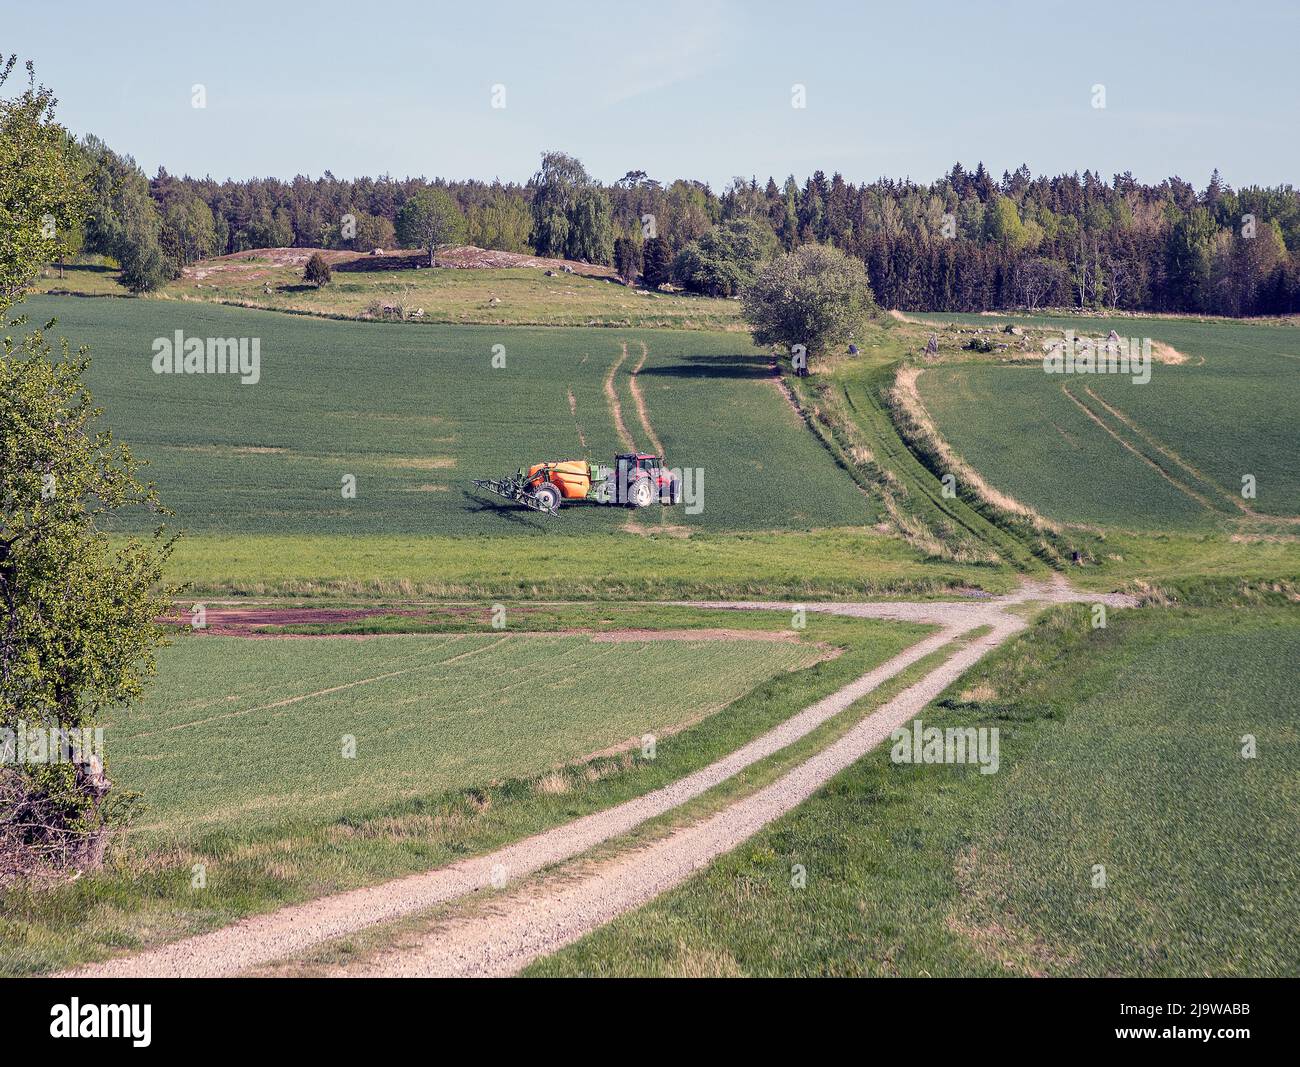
911, 314, 1300, 530
30, 295, 873, 538
111, 630, 823, 842
531, 603, 1300, 977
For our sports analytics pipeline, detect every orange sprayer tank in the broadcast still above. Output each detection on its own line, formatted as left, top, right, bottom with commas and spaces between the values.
527, 460, 593, 500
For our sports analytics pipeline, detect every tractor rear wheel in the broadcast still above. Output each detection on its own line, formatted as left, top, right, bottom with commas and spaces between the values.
627, 477, 655, 508
532, 482, 562, 511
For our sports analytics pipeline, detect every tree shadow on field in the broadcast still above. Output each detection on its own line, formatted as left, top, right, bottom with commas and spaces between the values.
637, 353, 771, 380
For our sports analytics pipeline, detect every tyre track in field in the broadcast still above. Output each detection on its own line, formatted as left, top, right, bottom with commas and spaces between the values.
1079, 386, 1300, 525
604, 343, 636, 452
128, 635, 512, 740
1060, 383, 1222, 515
566, 388, 587, 450
628, 341, 665, 457
628, 340, 673, 529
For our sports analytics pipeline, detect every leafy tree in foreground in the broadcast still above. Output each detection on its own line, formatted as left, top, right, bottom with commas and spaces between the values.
395, 187, 464, 266
741, 244, 877, 364
1, 332, 175, 878
0, 57, 86, 308
1, 58, 174, 880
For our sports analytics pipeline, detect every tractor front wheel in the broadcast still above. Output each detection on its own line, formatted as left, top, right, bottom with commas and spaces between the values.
533, 482, 562, 512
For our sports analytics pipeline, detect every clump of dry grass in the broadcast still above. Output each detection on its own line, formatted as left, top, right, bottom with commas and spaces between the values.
668, 939, 743, 978
534, 771, 571, 796
959, 681, 998, 703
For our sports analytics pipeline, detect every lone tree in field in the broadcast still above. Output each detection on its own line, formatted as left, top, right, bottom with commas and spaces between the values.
303, 251, 331, 286
741, 244, 877, 369
395, 186, 464, 267
1, 56, 175, 880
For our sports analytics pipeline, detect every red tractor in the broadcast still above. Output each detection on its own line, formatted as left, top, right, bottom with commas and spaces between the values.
475, 452, 681, 515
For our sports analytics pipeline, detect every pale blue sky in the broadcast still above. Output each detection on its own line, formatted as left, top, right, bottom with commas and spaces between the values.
9, 0, 1299, 189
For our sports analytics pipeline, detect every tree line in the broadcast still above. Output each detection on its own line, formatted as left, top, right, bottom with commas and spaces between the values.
67, 134, 1300, 317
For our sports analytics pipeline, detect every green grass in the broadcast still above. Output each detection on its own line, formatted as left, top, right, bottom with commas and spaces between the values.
31, 295, 873, 537
31, 260, 746, 330
32, 261, 129, 297
0, 606, 930, 976
920, 364, 1214, 529
1069, 530, 1300, 595
160, 529, 1019, 599
910, 313, 1300, 530
113, 630, 823, 841
529, 602, 1300, 977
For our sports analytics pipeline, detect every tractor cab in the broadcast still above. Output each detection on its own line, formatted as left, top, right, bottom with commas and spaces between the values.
616, 453, 660, 474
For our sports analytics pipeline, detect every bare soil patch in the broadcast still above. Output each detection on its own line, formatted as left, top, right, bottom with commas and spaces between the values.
174, 606, 418, 635
1151, 340, 1189, 365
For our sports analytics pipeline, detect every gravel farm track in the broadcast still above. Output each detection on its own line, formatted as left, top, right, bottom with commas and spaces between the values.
64, 578, 1135, 978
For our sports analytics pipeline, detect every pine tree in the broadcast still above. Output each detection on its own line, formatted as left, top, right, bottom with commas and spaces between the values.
642, 237, 673, 288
